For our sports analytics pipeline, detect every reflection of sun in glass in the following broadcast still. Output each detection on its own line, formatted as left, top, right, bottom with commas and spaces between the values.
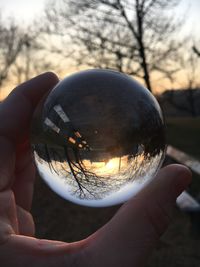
106, 159, 115, 169
86, 157, 125, 176
81, 157, 122, 176
105, 158, 119, 171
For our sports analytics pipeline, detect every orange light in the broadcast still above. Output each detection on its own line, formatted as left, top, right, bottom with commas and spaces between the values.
69, 137, 76, 144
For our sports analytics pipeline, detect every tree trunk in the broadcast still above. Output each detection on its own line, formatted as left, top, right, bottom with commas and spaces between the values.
188, 89, 196, 117
136, 1, 152, 92
139, 44, 152, 92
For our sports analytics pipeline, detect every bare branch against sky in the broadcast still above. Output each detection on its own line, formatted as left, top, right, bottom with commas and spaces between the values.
0, 15, 25, 87
0, 0, 199, 99
193, 46, 200, 58
43, 0, 186, 93
0, 13, 57, 98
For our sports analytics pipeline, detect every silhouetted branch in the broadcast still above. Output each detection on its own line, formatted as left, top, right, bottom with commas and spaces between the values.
193, 46, 200, 57
43, 0, 184, 93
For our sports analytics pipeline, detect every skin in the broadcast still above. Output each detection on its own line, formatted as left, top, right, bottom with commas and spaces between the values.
0, 72, 192, 267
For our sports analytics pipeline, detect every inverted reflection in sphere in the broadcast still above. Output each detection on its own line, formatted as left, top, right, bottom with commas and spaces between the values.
31, 69, 165, 207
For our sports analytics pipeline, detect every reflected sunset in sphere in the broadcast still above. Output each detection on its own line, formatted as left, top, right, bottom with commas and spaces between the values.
31, 69, 166, 207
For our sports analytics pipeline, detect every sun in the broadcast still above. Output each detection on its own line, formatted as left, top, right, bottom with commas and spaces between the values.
105, 158, 120, 171
106, 159, 115, 169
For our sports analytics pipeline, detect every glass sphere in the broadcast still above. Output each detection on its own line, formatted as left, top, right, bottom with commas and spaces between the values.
31, 69, 166, 207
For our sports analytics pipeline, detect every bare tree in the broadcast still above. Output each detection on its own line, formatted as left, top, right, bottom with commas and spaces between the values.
44, 0, 184, 92
159, 45, 200, 118
0, 14, 58, 96
12, 29, 57, 84
0, 15, 26, 87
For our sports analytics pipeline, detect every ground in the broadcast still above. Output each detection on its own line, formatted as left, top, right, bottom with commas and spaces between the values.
31, 117, 200, 266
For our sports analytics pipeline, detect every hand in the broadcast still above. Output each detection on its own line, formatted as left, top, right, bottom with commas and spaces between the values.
0, 72, 191, 267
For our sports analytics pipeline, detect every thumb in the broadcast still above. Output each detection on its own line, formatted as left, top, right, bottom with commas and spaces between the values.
83, 164, 192, 267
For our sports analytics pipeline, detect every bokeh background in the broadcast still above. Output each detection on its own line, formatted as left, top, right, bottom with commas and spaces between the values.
1, 1, 200, 266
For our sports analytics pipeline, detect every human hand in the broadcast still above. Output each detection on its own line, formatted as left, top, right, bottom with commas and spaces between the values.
0, 72, 191, 267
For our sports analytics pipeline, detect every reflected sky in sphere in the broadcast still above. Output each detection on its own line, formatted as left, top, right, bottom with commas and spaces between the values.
31, 69, 166, 207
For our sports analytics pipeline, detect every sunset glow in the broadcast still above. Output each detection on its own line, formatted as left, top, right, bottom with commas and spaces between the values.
0, 0, 199, 100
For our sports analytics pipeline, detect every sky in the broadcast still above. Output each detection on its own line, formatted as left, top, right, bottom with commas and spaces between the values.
0, 0, 46, 22
0, 0, 199, 36
0, 0, 199, 48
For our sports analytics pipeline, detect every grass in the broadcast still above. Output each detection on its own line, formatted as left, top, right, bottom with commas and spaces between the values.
166, 117, 200, 197
166, 117, 200, 160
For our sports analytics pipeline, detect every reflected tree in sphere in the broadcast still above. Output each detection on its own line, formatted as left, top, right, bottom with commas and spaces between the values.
31, 69, 166, 207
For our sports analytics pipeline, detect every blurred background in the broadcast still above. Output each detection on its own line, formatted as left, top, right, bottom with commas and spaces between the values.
1, 1, 200, 266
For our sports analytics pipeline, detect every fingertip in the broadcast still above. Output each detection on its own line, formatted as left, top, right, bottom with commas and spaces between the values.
39, 71, 59, 84
16, 71, 59, 107
161, 164, 192, 195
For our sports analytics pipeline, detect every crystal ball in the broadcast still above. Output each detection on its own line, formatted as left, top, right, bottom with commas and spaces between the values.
31, 69, 165, 207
